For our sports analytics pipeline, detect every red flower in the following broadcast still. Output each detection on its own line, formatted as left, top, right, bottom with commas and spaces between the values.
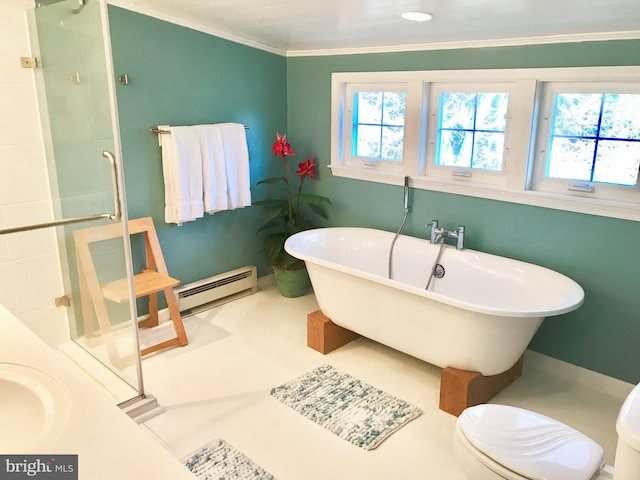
272, 131, 295, 157
295, 157, 316, 179
257, 133, 331, 270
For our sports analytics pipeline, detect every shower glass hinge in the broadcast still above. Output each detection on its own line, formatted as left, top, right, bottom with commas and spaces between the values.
55, 295, 71, 307
20, 57, 38, 69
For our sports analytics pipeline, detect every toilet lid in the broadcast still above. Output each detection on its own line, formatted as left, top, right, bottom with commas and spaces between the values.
458, 404, 604, 480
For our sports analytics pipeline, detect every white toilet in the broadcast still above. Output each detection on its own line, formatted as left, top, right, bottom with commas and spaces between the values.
453, 382, 640, 480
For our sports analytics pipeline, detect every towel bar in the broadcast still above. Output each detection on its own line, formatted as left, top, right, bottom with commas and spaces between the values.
151, 125, 249, 135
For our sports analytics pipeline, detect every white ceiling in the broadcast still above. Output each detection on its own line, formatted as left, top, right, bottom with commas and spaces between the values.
110, 0, 640, 55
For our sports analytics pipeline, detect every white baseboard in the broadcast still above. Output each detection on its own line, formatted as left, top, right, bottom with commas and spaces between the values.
258, 273, 276, 289
525, 349, 635, 400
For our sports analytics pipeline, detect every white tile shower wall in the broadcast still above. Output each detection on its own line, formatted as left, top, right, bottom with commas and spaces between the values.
0, 144, 51, 204
0, 0, 66, 347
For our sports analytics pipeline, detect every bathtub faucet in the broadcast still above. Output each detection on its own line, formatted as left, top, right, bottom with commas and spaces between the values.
427, 220, 465, 250
447, 225, 465, 251
427, 219, 443, 243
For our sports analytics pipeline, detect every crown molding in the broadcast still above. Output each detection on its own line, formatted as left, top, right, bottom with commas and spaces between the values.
286, 30, 640, 57
106, 2, 640, 59
107, 0, 287, 57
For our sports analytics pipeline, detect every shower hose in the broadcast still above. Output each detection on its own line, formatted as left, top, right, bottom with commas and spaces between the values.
388, 176, 410, 280
425, 238, 445, 290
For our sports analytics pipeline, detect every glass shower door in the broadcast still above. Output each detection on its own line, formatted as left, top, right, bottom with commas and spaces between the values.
28, 0, 142, 401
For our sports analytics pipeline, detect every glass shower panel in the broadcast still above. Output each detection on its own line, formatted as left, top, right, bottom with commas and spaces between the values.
29, 0, 142, 398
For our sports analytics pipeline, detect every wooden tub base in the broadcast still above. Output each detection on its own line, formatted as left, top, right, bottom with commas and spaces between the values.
307, 309, 360, 354
306, 309, 523, 416
439, 355, 524, 416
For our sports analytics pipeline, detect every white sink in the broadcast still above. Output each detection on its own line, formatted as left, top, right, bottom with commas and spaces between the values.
0, 362, 70, 453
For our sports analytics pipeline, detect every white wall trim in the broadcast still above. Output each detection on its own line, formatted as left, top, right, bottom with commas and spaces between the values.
287, 30, 640, 57
332, 163, 640, 223
105, 1, 640, 58
525, 350, 635, 401
106, 0, 287, 57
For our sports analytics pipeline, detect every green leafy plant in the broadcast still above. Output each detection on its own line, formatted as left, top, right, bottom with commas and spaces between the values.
255, 132, 331, 270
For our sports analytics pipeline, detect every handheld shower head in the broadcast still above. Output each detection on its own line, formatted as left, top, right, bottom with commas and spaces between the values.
403, 176, 410, 213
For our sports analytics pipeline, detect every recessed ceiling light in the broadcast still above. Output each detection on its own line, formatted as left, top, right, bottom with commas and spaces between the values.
401, 11, 434, 22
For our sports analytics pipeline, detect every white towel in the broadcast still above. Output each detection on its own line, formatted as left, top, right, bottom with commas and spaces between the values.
161, 126, 204, 224
218, 123, 251, 210
197, 124, 229, 213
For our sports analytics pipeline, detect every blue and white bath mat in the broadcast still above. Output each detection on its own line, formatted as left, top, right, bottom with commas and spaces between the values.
270, 364, 421, 450
183, 439, 275, 480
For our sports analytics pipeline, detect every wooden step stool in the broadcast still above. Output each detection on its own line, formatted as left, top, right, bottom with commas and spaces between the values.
74, 216, 188, 363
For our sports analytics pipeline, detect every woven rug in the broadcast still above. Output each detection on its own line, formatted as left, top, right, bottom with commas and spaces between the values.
270, 364, 421, 450
183, 439, 275, 480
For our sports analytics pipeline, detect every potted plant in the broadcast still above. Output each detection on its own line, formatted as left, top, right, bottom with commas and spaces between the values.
255, 132, 331, 297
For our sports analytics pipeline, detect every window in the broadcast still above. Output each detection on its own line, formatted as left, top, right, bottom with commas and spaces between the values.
331, 67, 640, 221
436, 91, 509, 171
341, 83, 408, 172
531, 82, 640, 203
352, 91, 406, 161
425, 82, 518, 186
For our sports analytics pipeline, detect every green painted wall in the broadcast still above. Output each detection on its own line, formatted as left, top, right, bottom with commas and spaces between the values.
286, 41, 640, 384
107, 7, 287, 289
107, 4, 639, 384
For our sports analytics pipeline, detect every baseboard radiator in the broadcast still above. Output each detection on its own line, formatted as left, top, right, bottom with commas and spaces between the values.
174, 265, 257, 315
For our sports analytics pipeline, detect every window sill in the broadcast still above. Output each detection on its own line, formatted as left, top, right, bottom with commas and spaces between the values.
329, 164, 408, 186
329, 164, 640, 222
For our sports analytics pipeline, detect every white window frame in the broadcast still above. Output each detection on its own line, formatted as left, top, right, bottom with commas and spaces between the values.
425, 82, 517, 187
530, 81, 640, 204
331, 71, 424, 184
330, 67, 640, 222
344, 82, 408, 173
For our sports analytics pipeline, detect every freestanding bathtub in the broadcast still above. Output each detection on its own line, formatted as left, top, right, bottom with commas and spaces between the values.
285, 227, 584, 376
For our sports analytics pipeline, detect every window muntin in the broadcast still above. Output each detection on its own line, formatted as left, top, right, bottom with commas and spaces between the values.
342, 83, 408, 172
331, 68, 640, 222
352, 91, 406, 161
532, 82, 640, 203
546, 93, 640, 187
426, 82, 516, 186
436, 92, 509, 171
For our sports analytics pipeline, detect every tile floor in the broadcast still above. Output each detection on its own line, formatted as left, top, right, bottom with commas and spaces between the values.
138, 277, 631, 480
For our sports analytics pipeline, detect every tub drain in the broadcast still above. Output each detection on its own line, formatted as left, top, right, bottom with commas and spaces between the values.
433, 264, 445, 278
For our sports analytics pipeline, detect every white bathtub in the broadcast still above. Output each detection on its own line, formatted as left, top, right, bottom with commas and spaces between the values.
285, 227, 584, 376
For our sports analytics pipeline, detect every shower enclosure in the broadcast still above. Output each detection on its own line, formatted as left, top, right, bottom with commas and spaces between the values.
0, 0, 143, 404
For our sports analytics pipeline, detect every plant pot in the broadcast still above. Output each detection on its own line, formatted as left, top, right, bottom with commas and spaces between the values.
272, 265, 310, 298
